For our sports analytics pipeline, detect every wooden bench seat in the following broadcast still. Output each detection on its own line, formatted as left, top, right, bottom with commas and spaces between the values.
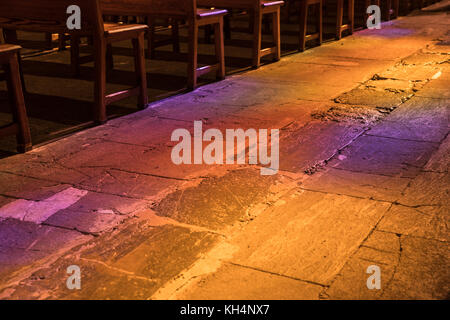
324, 0, 354, 40
0, 44, 32, 153
100, 0, 227, 90
0, 0, 149, 124
198, 0, 284, 68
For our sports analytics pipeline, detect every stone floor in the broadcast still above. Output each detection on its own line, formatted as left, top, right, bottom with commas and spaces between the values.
0, 7, 449, 300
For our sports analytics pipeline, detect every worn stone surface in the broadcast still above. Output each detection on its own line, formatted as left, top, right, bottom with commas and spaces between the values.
400, 172, 449, 207
378, 205, 449, 242
280, 122, 365, 173
329, 135, 439, 178
155, 169, 280, 230
425, 135, 449, 172
0, 219, 91, 283
176, 263, 323, 300
0, 11, 449, 300
229, 190, 391, 285
301, 168, 410, 202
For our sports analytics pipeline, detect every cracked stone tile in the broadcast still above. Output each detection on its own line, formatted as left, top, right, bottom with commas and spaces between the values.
1, 258, 158, 300
280, 122, 365, 173
425, 135, 450, 172
310, 103, 386, 126
79, 169, 182, 201
176, 263, 323, 300
384, 96, 450, 129
169, 78, 347, 106
237, 100, 329, 126
57, 140, 216, 180
329, 135, 439, 178
400, 172, 449, 207
334, 87, 408, 110
378, 64, 441, 82
367, 120, 448, 143
0, 187, 88, 223
364, 77, 425, 93
44, 209, 128, 235
311, 32, 423, 61
399, 51, 450, 66
244, 60, 375, 87
301, 168, 410, 202
325, 231, 399, 300
229, 190, 391, 285
378, 205, 449, 242
0, 219, 91, 285
382, 236, 450, 299
155, 168, 280, 230
0, 172, 71, 201
80, 223, 218, 285
2, 221, 219, 299
49, 191, 148, 215
415, 79, 450, 99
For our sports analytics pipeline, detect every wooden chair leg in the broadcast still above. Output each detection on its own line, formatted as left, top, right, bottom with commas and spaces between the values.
272, 8, 281, 61
318, 0, 323, 45
70, 35, 80, 77
336, 0, 344, 39
187, 20, 199, 90
133, 34, 148, 109
348, 0, 354, 34
252, 9, 263, 68
5, 53, 32, 152
299, 0, 308, 52
214, 17, 226, 80
94, 39, 107, 124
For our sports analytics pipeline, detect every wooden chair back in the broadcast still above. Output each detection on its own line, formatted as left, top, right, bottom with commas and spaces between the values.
101, 0, 196, 17
0, 0, 104, 37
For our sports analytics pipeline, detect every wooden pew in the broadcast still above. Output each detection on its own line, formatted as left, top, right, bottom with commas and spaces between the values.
283, 0, 323, 52
324, 0, 354, 40
99, 0, 227, 90
198, 0, 284, 68
0, 0, 149, 124
298, 0, 323, 52
0, 44, 32, 153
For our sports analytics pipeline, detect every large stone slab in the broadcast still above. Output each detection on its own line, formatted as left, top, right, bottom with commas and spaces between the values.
424, 135, 449, 172
384, 97, 449, 129
330, 135, 439, 178
79, 169, 182, 201
325, 231, 399, 300
0, 219, 91, 284
400, 172, 449, 207
367, 120, 448, 143
0, 172, 71, 201
177, 263, 323, 300
301, 168, 410, 202
155, 168, 279, 230
280, 121, 365, 173
80, 223, 218, 286
378, 205, 449, 242
229, 190, 391, 285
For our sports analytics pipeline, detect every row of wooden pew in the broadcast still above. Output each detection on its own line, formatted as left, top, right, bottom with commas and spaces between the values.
0, 0, 442, 153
